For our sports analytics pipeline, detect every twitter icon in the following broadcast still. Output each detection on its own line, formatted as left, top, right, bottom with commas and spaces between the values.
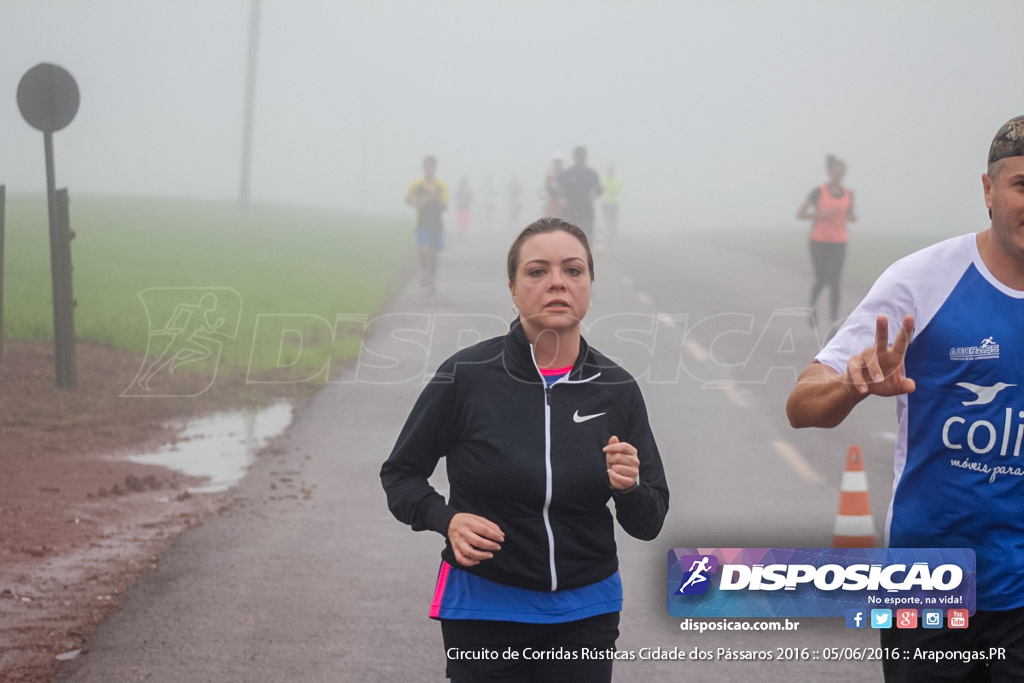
871, 609, 893, 629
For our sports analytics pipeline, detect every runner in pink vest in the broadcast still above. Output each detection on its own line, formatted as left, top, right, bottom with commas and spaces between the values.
797, 154, 856, 327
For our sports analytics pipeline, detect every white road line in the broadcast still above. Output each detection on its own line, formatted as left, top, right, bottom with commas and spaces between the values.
682, 338, 748, 407
770, 440, 824, 484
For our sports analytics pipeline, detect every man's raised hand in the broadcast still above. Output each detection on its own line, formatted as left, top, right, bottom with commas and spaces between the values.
846, 314, 916, 397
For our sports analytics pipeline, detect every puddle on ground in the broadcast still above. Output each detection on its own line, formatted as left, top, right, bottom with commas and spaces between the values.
124, 402, 294, 494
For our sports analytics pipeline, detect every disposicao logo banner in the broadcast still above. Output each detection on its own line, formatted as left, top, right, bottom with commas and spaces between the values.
667, 548, 975, 618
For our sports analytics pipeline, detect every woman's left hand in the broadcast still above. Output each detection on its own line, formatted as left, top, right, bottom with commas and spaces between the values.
604, 435, 640, 491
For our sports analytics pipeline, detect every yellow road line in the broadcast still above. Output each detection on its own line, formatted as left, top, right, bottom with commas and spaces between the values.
770, 440, 823, 484
684, 339, 708, 362
723, 385, 748, 408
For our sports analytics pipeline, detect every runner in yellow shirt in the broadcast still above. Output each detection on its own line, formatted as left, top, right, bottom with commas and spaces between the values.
406, 155, 448, 293
600, 165, 623, 242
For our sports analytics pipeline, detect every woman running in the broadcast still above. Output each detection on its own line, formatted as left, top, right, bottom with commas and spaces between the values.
797, 154, 856, 327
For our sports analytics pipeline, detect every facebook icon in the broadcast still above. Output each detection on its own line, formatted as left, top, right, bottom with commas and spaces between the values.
845, 609, 867, 629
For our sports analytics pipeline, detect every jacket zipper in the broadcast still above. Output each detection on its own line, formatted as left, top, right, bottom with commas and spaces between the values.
531, 345, 601, 593
542, 381, 558, 591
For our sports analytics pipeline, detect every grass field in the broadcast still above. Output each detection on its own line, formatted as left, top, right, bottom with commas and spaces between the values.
1, 194, 413, 378
2, 193, 965, 382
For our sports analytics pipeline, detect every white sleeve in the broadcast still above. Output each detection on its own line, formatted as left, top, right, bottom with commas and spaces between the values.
815, 234, 975, 373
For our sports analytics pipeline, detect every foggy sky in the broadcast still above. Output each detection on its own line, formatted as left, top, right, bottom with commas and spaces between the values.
1, 0, 1021, 235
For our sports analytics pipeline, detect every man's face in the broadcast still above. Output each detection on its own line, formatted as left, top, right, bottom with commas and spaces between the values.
984, 156, 1024, 267
423, 158, 437, 179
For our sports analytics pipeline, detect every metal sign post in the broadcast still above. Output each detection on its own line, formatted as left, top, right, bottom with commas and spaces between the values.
55, 189, 77, 387
17, 63, 80, 388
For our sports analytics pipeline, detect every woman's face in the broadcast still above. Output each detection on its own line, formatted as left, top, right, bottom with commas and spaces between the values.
509, 230, 592, 338
827, 161, 846, 185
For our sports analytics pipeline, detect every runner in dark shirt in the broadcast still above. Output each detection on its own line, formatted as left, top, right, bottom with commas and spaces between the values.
558, 146, 602, 240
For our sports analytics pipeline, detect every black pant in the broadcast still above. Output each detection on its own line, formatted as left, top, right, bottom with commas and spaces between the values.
880, 606, 1024, 682
441, 612, 620, 683
808, 239, 846, 322
563, 205, 595, 242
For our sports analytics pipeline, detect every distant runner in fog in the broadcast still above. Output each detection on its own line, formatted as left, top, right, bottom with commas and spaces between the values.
542, 153, 565, 218
794, 154, 851, 325
797, 154, 855, 326
406, 155, 448, 293
507, 174, 523, 228
600, 165, 623, 242
559, 145, 602, 241
481, 174, 497, 231
455, 177, 473, 234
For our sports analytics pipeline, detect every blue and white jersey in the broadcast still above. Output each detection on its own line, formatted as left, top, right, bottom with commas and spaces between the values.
818, 233, 1024, 611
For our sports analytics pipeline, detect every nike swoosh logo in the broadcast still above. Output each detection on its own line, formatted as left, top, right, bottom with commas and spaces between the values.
573, 410, 605, 423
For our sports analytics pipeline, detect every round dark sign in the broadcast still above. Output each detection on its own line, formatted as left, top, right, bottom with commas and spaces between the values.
17, 63, 79, 133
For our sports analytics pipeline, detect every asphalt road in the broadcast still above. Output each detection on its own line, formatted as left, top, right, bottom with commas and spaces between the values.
56, 227, 901, 682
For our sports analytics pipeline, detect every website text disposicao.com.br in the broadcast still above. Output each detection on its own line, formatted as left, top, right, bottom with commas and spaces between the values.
679, 618, 801, 634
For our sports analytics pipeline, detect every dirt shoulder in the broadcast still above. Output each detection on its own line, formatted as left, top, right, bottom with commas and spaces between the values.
0, 340, 316, 682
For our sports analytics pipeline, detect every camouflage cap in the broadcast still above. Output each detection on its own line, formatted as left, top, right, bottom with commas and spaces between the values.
988, 115, 1024, 164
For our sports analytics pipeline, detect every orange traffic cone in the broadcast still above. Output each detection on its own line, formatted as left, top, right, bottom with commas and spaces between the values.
832, 445, 876, 547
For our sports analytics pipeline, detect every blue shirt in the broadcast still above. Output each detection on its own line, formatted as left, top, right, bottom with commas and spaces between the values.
818, 234, 1024, 610
430, 561, 623, 623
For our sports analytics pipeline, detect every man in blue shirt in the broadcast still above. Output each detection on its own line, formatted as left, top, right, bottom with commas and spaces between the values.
787, 115, 1024, 682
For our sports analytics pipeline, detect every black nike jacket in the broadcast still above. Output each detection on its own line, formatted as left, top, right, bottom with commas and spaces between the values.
380, 318, 670, 593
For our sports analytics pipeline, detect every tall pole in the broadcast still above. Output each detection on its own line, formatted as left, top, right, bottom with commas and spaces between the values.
43, 130, 69, 387
55, 188, 76, 388
239, 0, 262, 205
44, 136, 76, 388
360, 82, 369, 215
